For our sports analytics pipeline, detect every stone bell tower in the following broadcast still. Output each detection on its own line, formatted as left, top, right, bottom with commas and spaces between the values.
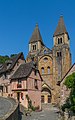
53, 16, 71, 83
26, 24, 44, 62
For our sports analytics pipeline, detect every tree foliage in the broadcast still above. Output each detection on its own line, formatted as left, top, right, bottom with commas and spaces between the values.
0, 54, 17, 64
10, 54, 17, 58
62, 72, 75, 113
0, 55, 9, 64
64, 73, 75, 88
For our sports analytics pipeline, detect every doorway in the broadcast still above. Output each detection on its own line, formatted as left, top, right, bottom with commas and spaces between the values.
41, 87, 51, 103
17, 92, 20, 102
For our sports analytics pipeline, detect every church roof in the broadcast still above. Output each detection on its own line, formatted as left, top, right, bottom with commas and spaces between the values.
53, 16, 68, 37
29, 24, 44, 44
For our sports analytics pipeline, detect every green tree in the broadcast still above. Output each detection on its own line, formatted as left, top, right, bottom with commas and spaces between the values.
0, 55, 9, 64
62, 73, 75, 113
10, 54, 17, 58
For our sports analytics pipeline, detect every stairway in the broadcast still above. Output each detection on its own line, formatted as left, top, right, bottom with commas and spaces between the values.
42, 103, 59, 111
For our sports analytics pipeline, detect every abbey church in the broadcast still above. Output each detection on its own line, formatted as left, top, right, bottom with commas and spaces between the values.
26, 16, 71, 104
0, 16, 72, 108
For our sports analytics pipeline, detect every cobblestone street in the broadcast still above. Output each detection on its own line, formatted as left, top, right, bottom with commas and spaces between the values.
19, 104, 59, 120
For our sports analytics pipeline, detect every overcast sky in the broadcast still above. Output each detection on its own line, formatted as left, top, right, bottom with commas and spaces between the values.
0, 0, 75, 64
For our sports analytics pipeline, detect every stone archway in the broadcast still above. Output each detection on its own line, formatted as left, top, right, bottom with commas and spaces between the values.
41, 87, 52, 104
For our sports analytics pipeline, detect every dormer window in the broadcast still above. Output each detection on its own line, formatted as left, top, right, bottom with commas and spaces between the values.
58, 38, 62, 44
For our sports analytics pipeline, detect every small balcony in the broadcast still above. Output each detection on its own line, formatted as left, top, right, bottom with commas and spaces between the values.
17, 84, 22, 88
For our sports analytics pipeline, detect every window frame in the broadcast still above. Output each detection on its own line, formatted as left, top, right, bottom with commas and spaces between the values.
34, 79, 38, 89
47, 66, 50, 74
41, 67, 44, 74
58, 37, 62, 44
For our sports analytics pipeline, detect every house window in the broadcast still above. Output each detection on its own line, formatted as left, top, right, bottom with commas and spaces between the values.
33, 45, 36, 50
58, 38, 62, 44
57, 52, 62, 57
41, 67, 44, 74
2, 73, 7, 80
17, 80, 22, 88
34, 79, 38, 89
18, 79, 22, 84
47, 66, 50, 74
6, 86, 8, 93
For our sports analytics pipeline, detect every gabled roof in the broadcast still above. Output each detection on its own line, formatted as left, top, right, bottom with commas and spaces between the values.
0, 52, 25, 74
53, 16, 68, 37
42, 82, 54, 90
29, 24, 44, 44
38, 46, 52, 55
11, 61, 37, 79
9, 52, 25, 70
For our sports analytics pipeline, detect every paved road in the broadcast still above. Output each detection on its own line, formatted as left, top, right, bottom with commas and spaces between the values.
19, 104, 59, 120
0, 97, 16, 118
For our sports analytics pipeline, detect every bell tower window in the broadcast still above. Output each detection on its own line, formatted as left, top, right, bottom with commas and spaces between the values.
57, 52, 62, 57
58, 38, 62, 44
33, 45, 36, 50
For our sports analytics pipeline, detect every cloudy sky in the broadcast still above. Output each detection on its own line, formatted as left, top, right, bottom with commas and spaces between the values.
0, 0, 75, 63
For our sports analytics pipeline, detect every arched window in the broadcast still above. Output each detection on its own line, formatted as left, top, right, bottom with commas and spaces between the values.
41, 67, 44, 74
44, 57, 48, 62
58, 38, 62, 44
57, 52, 62, 57
33, 45, 36, 50
60, 38, 62, 43
47, 66, 50, 74
44, 50, 47, 54
58, 38, 60, 44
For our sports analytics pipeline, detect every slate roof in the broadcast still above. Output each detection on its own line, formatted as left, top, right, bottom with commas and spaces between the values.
53, 16, 68, 37
11, 62, 38, 79
0, 52, 25, 74
29, 24, 44, 44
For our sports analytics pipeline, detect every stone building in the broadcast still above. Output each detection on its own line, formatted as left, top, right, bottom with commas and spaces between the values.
26, 16, 71, 104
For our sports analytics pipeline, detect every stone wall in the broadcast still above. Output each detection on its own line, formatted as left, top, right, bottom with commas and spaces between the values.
0, 98, 18, 120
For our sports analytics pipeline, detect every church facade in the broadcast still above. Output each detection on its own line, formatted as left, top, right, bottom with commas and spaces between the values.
26, 16, 72, 104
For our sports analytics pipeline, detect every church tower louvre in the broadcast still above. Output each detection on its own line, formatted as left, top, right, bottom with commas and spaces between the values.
53, 16, 71, 83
